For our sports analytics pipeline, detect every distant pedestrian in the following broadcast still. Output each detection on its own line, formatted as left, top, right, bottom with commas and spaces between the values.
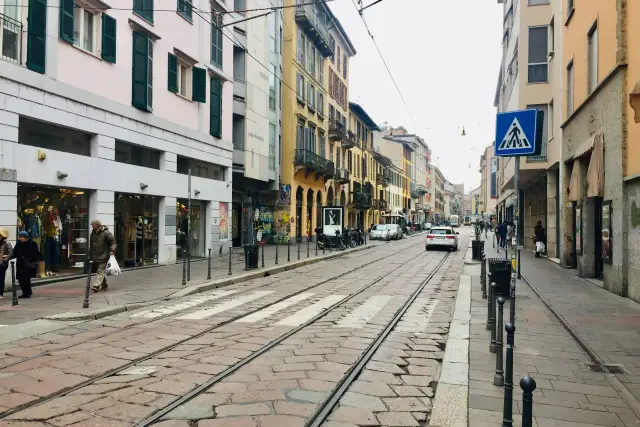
0, 228, 13, 299
534, 221, 546, 258
8, 231, 39, 298
498, 222, 508, 249
89, 219, 117, 293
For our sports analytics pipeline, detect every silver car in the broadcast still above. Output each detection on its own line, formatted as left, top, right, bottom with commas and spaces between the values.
425, 226, 459, 251
369, 224, 388, 240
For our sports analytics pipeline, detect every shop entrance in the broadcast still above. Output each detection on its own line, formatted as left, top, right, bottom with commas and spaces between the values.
176, 199, 206, 259
232, 203, 241, 247
114, 193, 159, 268
296, 187, 303, 242
594, 198, 603, 279
17, 184, 89, 278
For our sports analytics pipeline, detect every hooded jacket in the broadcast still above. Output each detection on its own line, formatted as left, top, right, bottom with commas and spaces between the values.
90, 226, 116, 263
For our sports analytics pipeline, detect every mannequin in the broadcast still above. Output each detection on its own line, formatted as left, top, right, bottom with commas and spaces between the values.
44, 206, 61, 276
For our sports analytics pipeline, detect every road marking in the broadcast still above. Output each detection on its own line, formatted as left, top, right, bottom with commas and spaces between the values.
177, 291, 274, 320
0, 325, 7, 328
118, 366, 157, 375
234, 293, 315, 323
131, 290, 239, 319
395, 298, 439, 333
335, 295, 393, 329
275, 294, 345, 327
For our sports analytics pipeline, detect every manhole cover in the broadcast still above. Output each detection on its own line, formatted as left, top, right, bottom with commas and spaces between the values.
584, 363, 626, 374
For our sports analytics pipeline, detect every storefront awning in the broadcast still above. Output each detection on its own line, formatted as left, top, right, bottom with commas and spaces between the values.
568, 158, 582, 202
587, 133, 604, 198
572, 133, 597, 160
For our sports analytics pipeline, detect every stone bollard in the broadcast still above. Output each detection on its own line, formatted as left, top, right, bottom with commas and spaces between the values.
502, 323, 516, 427
481, 257, 487, 299
486, 280, 494, 330
520, 376, 537, 427
494, 297, 505, 386
490, 283, 497, 353
10, 261, 18, 306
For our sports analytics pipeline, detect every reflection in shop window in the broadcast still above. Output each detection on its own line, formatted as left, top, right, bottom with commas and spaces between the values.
17, 184, 89, 279
176, 199, 206, 260
114, 193, 159, 268
19, 117, 91, 156
176, 156, 225, 180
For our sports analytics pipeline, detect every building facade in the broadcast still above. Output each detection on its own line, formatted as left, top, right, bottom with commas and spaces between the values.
479, 144, 497, 219
231, 0, 283, 247
0, 0, 233, 283
433, 167, 445, 221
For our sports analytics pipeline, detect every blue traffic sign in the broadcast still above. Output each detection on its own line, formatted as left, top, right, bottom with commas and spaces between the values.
494, 109, 539, 157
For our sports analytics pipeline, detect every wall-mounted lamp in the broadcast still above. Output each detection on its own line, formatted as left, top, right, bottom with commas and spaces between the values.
38, 149, 47, 161
56, 171, 68, 179
226, 183, 230, 188
194, 189, 200, 196
140, 182, 148, 190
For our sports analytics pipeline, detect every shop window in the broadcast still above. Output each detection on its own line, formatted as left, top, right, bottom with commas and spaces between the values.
17, 184, 89, 278
19, 117, 91, 156
114, 193, 159, 267
176, 198, 206, 259
115, 140, 161, 169
176, 155, 225, 181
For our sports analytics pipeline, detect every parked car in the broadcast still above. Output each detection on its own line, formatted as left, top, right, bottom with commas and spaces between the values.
387, 224, 403, 240
425, 222, 432, 231
370, 224, 389, 240
425, 226, 459, 251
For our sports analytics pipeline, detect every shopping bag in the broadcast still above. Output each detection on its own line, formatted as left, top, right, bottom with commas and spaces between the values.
106, 254, 122, 276
536, 241, 546, 253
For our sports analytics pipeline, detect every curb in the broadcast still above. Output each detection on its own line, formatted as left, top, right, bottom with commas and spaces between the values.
43, 243, 377, 322
521, 273, 640, 419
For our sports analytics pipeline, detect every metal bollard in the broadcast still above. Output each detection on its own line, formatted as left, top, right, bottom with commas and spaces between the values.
261, 243, 265, 268
502, 323, 516, 427
207, 248, 212, 280
329, 236, 332, 252
182, 249, 187, 285
490, 282, 497, 353
287, 240, 291, 262
520, 376, 537, 427
481, 257, 487, 299
307, 237, 310, 258
517, 249, 521, 279
364, 230, 367, 245
82, 261, 92, 308
275, 240, 279, 265
315, 236, 318, 256
228, 247, 232, 276
494, 297, 505, 386
297, 240, 301, 260
323, 237, 326, 255
486, 280, 494, 330
10, 261, 18, 306
510, 266, 517, 347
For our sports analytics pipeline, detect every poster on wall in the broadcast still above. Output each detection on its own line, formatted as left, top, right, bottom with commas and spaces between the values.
220, 202, 229, 240
323, 207, 344, 238
602, 201, 612, 263
575, 204, 582, 255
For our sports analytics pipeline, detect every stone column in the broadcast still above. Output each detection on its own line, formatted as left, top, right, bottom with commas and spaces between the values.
89, 190, 114, 234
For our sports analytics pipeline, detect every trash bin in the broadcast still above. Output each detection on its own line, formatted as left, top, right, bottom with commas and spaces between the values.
487, 258, 512, 296
471, 240, 484, 260
244, 244, 259, 270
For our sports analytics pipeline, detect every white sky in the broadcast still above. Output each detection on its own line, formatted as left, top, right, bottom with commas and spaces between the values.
329, 0, 504, 192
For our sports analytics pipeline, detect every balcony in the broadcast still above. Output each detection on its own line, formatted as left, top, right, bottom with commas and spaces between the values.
341, 131, 358, 149
415, 202, 423, 210
1, 13, 22, 65
373, 199, 388, 210
294, 149, 335, 180
415, 184, 428, 194
376, 173, 391, 187
328, 119, 347, 142
350, 192, 372, 209
335, 167, 350, 184
295, 0, 334, 57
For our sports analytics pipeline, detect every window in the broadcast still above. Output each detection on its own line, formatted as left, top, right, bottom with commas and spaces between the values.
19, 117, 91, 156
318, 131, 326, 159
318, 52, 323, 85
115, 141, 161, 169
72, 5, 95, 51
329, 104, 335, 121
528, 26, 548, 83
211, 14, 223, 68
317, 93, 324, 117
329, 35, 335, 62
336, 45, 341, 71
132, 31, 153, 111
328, 69, 333, 97
101, 14, 117, 63
179, 62, 189, 96
342, 54, 347, 79
210, 78, 222, 137
296, 73, 304, 102
297, 31, 306, 64
234, 0, 245, 14
306, 125, 316, 153
269, 65, 276, 111
1, 0, 20, 63
269, 123, 276, 170
177, 156, 225, 180
133, 0, 154, 23
566, 60, 574, 115
296, 120, 305, 149
307, 83, 315, 110
309, 46, 316, 78
177, 0, 193, 21
27, 0, 47, 73
588, 23, 598, 93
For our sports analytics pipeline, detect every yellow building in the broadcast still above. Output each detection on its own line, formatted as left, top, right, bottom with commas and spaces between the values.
281, 1, 354, 241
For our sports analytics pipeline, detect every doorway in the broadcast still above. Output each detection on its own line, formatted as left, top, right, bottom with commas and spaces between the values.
296, 186, 303, 242
232, 203, 242, 247
594, 198, 603, 279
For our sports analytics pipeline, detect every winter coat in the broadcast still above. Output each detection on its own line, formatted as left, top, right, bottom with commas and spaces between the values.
90, 226, 116, 263
498, 223, 508, 238
534, 225, 546, 243
0, 238, 13, 266
9, 239, 40, 279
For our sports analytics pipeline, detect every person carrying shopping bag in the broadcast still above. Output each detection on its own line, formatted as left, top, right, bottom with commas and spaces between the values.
534, 221, 546, 258
0, 228, 13, 299
89, 219, 117, 293
8, 231, 39, 298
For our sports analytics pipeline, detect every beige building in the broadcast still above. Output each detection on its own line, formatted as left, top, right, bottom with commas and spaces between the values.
479, 145, 497, 219
494, 0, 564, 259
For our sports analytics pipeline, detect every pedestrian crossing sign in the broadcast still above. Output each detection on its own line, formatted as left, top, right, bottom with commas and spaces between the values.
494, 109, 542, 157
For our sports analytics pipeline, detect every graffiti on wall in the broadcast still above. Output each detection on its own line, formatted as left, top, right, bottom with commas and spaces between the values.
220, 202, 229, 240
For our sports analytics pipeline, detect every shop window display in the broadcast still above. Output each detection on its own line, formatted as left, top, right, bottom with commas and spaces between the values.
177, 199, 206, 259
17, 185, 89, 278
114, 194, 159, 268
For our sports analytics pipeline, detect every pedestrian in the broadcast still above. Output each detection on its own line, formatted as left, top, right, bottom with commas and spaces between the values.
534, 221, 546, 258
0, 228, 13, 299
8, 231, 39, 298
89, 219, 116, 293
498, 222, 508, 249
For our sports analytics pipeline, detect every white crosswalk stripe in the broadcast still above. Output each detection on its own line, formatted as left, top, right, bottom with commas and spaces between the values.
178, 291, 274, 320
335, 295, 393, 329
275, 294, 345, 327
131, 290, 239, 319
234, 293, 315, 323
395, 298, 439, 333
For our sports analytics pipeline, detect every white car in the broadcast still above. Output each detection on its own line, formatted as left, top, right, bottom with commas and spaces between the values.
369, 224, 388, 240
425, 226, 459, 251
425, 222, 432, 232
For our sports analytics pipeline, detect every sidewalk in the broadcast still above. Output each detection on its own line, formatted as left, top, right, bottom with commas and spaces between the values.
464, 237, 640, 426
0, 240, 384, 326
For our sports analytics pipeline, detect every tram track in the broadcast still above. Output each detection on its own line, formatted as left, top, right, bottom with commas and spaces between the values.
0, 238, 418, 372
0, 237, 426, 420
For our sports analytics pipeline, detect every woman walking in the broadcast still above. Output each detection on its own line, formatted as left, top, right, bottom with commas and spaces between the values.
9, 231, 39, 298
534, 221, 546, 257
0, 228, 13, 299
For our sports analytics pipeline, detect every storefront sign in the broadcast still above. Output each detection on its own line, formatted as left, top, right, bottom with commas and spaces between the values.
323, 207, 343, 237
575, 204, 582, 255
602, 201, 612, 263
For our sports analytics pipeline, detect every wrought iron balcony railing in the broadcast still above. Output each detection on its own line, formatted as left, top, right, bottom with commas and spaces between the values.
328, 119, 347, 142
294, 0, 333, 57
335, 167, 350, 184
294, 149, 335, 179
1, 13, 22, 65
350, 192, 372, 209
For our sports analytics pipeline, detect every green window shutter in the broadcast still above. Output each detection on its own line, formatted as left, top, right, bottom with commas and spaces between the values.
134, 0, 153, 23
59, 0, 74, 43
101, 14, 117, 63
26, 0, 47, 74
131, 31, 149, 111
192, 67, 206, 103
167, 53, 178, 93
210, 78, 222, 138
